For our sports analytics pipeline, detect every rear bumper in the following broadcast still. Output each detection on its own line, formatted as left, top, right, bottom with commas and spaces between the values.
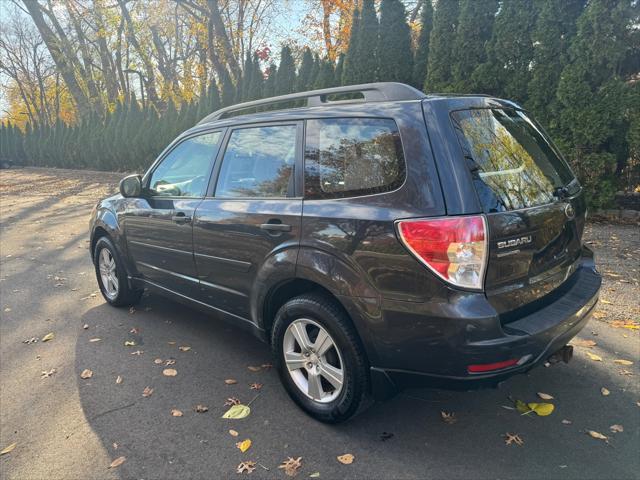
369, 251, 601, 399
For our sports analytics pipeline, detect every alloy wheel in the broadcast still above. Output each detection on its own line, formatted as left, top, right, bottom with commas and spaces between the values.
282, 318, 344, 403
98, 247, 119, 300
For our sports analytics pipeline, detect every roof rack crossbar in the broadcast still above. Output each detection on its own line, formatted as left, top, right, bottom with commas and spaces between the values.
198, 82, 426, 124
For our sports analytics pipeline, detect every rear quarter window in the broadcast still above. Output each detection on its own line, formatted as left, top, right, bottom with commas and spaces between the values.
304, 118, 405, 199
451, 108, 576, 212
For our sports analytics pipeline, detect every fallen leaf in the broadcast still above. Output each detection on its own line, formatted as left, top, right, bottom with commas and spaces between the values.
89, 338, 101, 342
562, 419, 572, 425
171, 409, 183, 417
224, 397, 241, 406
592, 311, 606, 319
123, 341, 136, 346
515, 399, 530, 414
142, 386, 154, 397
236, 439, 252, 452
3, 307, 11, 312
224, 379, 237, 385
129, 307, 136, 314
619, 369, 634, 376
229, 429, 239, 437
165, 359, 176, 366
587, 430, 608, 441
194, 404, 209, 413
116, 376, 123, 384
250, 383, 263, 390
154, 358, 163, 364
601, 387, 610, 396
108, 456, 126, 468
0, 443, 16, 455
178, 346, 191, 352
586, 352, 603, 361
440, 411, 457, 424
163, 368, 177, 377
537, 392, 554, 400
527, 403, 554, 416
337, 454, 354, 465
222, 404, 250, 419
41, 369, 56, 378
167, 341, 176, 345
237, 461, 256, 474
609, 424, 623, 433
112, 442, 118, 450
129, 327, 139, 334
504, 433, 524, 446
80, 369, 93, 379
309, 473, 320, 478
572, 339, 597, 348
261, 363, 273, 370
130, 350, 144, 355
279, 457, 302, 476
614, 359, 633, 366
611, 320, 640, 330
247, 366, 262, 372
41, 332, 54, 342
601, 299, 612, 304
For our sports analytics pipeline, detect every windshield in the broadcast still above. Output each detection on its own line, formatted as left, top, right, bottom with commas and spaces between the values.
451, 108, 576, 212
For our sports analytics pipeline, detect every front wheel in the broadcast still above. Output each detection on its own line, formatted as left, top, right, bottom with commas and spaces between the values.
271, 293, 371, 423
93, 236, 142, 307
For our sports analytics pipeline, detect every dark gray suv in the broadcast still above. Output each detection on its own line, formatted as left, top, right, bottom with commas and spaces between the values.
89, 83, 601, 422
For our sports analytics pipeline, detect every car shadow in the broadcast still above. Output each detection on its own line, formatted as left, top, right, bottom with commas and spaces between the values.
75, 293, 639, 479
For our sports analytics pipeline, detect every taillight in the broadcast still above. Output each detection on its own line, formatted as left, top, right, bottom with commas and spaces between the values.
396, 215, 488, 290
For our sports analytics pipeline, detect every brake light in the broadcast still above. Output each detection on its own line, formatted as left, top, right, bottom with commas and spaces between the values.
396, 215, 488, 290
467, 358, 519, 373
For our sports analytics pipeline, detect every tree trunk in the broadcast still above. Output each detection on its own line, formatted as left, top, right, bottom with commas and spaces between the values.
22, 0, 92, 117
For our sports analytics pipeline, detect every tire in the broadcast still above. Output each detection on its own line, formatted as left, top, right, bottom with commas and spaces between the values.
271, 293, 371, 423
93, 236, 142, 307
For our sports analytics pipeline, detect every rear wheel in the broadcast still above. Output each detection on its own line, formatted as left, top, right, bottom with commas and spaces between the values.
271, 293, 370, 423
93, 236, 142, 307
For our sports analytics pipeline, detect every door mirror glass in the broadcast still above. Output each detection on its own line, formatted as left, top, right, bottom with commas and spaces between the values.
119, 174, 142, 198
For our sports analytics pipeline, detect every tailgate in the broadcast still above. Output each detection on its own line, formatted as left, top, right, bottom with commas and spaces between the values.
450, 107, 585, 318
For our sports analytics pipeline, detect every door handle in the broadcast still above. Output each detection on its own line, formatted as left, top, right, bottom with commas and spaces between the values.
172, 212, 192, 224
260, 222, 291, 232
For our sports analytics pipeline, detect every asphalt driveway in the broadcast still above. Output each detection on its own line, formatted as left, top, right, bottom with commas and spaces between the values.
1, 167, 638, 480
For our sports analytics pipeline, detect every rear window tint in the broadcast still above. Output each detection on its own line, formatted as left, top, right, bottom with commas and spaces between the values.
304, 118, 405, 199
451, 109, 575, 212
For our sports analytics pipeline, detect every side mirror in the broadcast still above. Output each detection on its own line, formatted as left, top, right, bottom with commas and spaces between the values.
119, 174, 142, 198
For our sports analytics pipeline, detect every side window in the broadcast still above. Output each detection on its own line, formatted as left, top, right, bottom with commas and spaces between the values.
215, 125, 297, 198
149, 131, 222, 197
304, 118, 405, 199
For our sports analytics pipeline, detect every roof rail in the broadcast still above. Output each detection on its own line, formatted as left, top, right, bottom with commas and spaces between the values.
198, 82, 426, 124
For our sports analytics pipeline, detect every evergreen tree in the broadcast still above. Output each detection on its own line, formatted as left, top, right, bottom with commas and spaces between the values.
358, 0, 379, 82
412, 0, 433, 89
342, 5, 361, 85
557, 0, 636, 207
376, 0, 413, 84
297, 48, 315, 92
425, 0, 459, 91
314, 57, 336, 89
264, 62, 277, 97
451, 0, 498, 93
248, 53, 264, 100
473, 0, 535, 102
335, 53, 345, 86
220, 69, 236, 107
240, 53, 254, 101
309, 53, 320, 89
276, 45, 296, 95
527, 0, 584, 129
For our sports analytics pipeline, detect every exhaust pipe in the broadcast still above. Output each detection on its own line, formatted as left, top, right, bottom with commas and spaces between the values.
547, 345, 573, 365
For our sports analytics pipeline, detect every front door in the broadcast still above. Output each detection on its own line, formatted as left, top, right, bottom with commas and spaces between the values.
193, 123, 303, 320
123, 130, 224, 297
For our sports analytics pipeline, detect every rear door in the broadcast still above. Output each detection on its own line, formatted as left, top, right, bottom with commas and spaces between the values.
192, 122, 303, 320
449, 107, 585, 318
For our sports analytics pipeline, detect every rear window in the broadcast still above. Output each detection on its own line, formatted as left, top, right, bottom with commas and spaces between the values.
451, 108, 576, 212
304, 118, 405, 199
